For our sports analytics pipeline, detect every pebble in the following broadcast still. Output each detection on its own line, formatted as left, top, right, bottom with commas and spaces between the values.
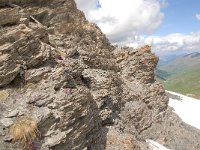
5, 110, 19, 118
3, 135, 13, 142
0, 118, 13, 127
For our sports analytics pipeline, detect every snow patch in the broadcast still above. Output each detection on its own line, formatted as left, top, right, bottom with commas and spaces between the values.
146, 139, 170, 150
167, 91, 200, 130
147, 91, 200, 149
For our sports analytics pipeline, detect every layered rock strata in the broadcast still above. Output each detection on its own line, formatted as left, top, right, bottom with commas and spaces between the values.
0, 0, 200, 150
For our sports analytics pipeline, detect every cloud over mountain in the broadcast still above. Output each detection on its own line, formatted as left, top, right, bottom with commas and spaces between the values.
75, 0, 164, 43
145, 33, 200, 53
75, 0, 200, 55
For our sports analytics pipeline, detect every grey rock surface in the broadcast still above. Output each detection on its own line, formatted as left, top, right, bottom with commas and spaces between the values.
0, 0, 200, 150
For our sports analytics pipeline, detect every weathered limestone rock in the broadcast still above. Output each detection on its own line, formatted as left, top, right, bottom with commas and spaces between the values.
0, 8, 20, 26
0, 0, 200, 150
0, 24, 51, 87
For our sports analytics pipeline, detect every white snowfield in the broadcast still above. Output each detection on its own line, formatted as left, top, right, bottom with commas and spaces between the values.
147, 90, 200, 150
146, 139, 170, 150
168, 90, 200, 130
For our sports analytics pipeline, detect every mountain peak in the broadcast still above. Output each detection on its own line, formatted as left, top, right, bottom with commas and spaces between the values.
184, 52, 200, 58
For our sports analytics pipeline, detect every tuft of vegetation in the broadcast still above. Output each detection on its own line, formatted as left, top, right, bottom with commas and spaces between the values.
25, 82, 37, 89
9, 116, 40, 149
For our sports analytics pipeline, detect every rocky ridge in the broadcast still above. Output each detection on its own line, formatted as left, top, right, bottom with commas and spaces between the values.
0, 0, 200, 150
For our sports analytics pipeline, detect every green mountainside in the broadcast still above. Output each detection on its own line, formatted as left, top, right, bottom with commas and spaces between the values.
156, 52, 200, 99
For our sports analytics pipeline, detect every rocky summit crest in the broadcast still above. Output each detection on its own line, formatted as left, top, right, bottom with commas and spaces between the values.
0, 0, 200, 150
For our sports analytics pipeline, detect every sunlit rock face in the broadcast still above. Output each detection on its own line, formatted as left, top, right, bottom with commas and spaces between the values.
0, 0, 200, 150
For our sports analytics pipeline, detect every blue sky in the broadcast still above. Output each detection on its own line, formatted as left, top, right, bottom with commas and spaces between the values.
75, 0, 200, 54
156, 0, 200, 36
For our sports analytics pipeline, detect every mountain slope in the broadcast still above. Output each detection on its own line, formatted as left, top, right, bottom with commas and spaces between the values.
164, 66, 200, 98
155, 69, 171, 81
158, 52, 200, 74
156, 52, 200, 98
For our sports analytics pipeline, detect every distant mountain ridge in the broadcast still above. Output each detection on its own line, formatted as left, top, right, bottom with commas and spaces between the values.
156, 52, 200, 99
183, 52, 200, 58
158, 52, 200, 75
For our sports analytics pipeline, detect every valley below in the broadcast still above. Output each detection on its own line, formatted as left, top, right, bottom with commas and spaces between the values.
156, 52, 200, 99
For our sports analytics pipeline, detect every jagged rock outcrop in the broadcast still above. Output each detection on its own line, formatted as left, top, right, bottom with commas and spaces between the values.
1, 0, 200, 150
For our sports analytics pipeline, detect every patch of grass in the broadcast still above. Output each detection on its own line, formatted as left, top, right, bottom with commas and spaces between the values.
25, 82, 37, 89
9, 116, 40, 149
163, 67, 200, 99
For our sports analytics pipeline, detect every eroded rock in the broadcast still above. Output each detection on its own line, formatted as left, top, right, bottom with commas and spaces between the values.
0, 0, 200, 150
0, 8, 20, 26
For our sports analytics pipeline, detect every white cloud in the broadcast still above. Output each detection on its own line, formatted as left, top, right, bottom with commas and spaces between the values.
196, 13, 200, 20
160, 0, 169, 8
75, 0, 200, 55
148, 33, 200, 53
75, 0, 98, 14
75, 0, 164, 43
126, 33, 200, 54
